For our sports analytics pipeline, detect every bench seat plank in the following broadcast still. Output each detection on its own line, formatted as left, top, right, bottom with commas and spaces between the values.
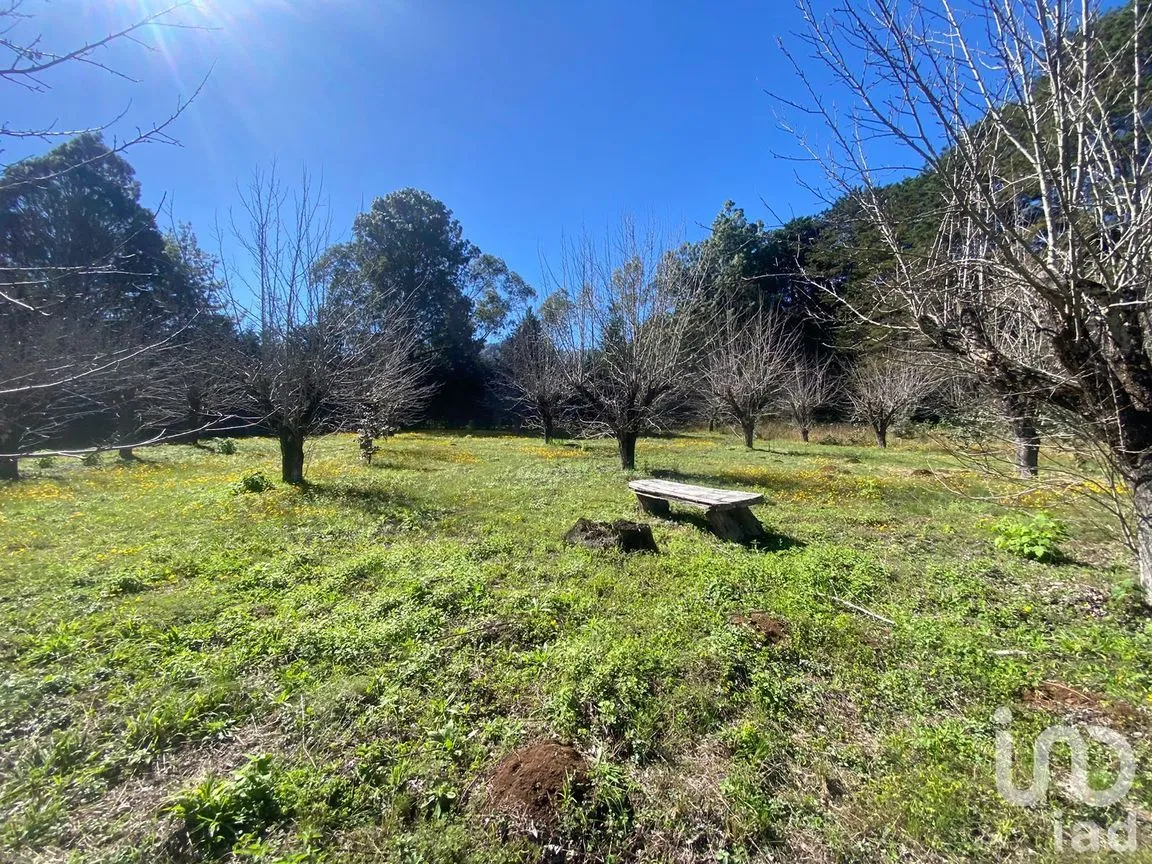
628, 479, 764, 511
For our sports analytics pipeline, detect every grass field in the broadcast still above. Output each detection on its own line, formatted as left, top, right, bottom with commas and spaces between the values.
1, 429, 1150, 863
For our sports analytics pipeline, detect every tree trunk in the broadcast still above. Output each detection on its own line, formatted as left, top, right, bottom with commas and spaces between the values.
1132, 475, 1152, 606
115, 401, 137, 461
279, 426, 306, 485
0, 456, 17, 481
618, 430, 638, 471
1003, 394, 1039, 478
1012, 427, 1040, 478
874, 422, 888, 448
184, 411, 201, 446
800, 427, 810, 443
741, 419, 756, 449
1010, 419, 1039, 478
543, 418, 554, 445
185, 395, 204, 446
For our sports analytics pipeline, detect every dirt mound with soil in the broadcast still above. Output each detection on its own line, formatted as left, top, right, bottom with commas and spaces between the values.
1023, 681, 1145, 729
564, 518, 658, 553
729, 612, 789, 645
486, 742, 589, 829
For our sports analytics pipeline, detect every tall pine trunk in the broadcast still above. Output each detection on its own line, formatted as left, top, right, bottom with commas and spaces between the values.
279, 426, 306, 485
618, 430, 638, 470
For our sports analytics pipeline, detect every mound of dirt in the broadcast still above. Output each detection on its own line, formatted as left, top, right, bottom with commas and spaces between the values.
1023, 681, 1145, 729
728, 612, 789, 645
487, 742, 589, 829
564, 518, 658, 553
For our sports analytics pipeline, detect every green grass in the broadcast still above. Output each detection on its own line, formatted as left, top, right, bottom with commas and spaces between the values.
1, 430, 1149, 862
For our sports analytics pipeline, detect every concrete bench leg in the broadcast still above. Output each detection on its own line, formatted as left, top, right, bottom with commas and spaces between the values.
635, 494, 671, 517
706, 506, 767, 544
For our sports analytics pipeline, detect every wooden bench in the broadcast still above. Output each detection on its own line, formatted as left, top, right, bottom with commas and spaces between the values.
628, 479, 768, 544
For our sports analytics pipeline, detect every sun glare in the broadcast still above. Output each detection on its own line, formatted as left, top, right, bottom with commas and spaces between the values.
112, 0, 303, 30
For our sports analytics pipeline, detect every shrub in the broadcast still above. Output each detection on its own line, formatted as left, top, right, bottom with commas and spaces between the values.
992, 512, 1067, 563
35, 456, 54, 469
233, 470, 272, 495
80, 452, 101, 467
216, 438, 238, 455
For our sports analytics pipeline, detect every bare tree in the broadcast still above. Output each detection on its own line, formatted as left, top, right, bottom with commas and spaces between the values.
135, 325, 244, 449
221, 167, 421, 485
704, 306, 799, 448
847, 352, 932, 448
0, 291, 208, 478
547, 218, 710, 470
0, 2, 210, 478
782, 356, 837, 443
783, 0, 1152, 603
956, 281, 1058, 478
356, 343, 433, 464
0, 312, 107, 478
500, 311, 569, 443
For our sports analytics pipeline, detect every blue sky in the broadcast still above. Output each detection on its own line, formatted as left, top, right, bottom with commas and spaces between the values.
7, 0, 855, 291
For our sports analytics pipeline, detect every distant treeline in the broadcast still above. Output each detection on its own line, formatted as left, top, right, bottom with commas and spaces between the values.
1, 127, 943, 458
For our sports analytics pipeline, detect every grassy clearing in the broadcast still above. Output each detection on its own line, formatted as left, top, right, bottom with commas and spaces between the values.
1, 431, 1150, 863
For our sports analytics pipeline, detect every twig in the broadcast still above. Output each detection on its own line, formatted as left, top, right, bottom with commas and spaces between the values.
819, 592, 896, 626
1041, 680, 1094, 702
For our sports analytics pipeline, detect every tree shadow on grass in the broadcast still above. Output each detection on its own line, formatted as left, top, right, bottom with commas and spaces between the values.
648, 466, 797, 491
646, 430, 710, 440
761, 446, 857, 459
301, 481, 421, 517
648, 467, 725, 485
110, 452, 158, 467
367, 458, 440, 473
647, 465, 855, 500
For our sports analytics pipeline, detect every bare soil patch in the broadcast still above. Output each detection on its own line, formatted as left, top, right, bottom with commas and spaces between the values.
728, 612, 790, 645
1023, 681, 1146, 730
486, 741, 589, 829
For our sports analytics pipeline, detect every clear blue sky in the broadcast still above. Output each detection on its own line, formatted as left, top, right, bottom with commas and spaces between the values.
7, 0, 854, 291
